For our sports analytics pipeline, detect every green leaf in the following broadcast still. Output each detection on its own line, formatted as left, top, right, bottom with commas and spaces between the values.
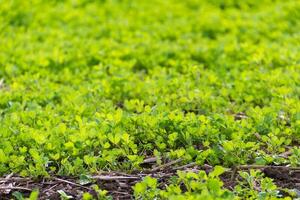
12, 191, 24, 200
108, 134, 121, 145
133, 182, 147, 194
28, 190, 39, 200
207, 178, 223, 195
0, 149, 8, 163
209, 166, 226, 178
144, 176, 157, 188
79, 174, 92, 185
57, 190, 73, 200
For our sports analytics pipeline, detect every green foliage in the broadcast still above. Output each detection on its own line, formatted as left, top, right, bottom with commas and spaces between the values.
234, 170, 291, 200
133, 168, 293, 199
134, 176, 159, 199
12, 190, 39, 200
0, 0, 299, 198
133, 168, 234, 200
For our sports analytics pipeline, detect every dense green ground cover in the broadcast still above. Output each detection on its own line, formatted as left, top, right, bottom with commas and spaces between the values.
0, 0, 300, 199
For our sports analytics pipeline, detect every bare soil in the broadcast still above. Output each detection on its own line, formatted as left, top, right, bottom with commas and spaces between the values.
1, 163, 299, 199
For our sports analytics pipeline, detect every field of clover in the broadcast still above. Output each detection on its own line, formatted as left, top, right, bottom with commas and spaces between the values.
0, 0, 299, 199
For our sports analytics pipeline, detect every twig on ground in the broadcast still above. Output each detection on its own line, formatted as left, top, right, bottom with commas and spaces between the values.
279, 150, 293, 158
44, 184, 58, 193
0, 186, 31, 191
173, 162, 197, 170
142, 157, 157, 164
237, 165, 300, 170
151, 158, 183, 172
111, 191, 132, 195
0, 177, 30, 182
91, 175, 140, 181
231, 167, 238, 182
52, 177, 91, 190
